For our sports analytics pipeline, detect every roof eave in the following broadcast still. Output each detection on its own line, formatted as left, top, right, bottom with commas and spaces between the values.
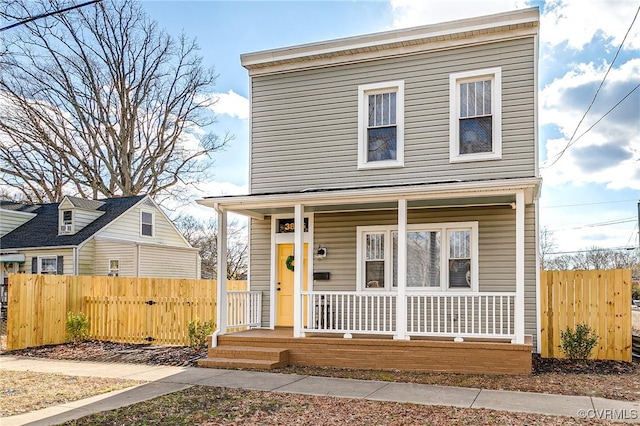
241, 7, 539, 73
196, 177, 542, 216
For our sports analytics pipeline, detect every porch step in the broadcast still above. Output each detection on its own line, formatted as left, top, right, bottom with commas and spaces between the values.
198, 357, 288, 369
198, 346, 289, 370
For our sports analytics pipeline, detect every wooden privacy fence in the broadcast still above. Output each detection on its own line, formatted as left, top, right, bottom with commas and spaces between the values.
540, 269, 631, 361
6, 274, 247, 350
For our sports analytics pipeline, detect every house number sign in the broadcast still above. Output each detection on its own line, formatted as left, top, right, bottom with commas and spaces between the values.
277, 218, 308, 233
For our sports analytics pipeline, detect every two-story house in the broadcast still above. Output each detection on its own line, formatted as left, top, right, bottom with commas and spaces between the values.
0, 195, 201, 281
198, 8, 541, 374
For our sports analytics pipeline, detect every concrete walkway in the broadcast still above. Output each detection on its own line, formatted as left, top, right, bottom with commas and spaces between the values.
2, 355, 639, 425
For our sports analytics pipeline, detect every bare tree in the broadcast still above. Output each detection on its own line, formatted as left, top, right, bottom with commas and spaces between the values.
175, 214, 248, 280
0, 0, 230, 204
539, 226, 557, 270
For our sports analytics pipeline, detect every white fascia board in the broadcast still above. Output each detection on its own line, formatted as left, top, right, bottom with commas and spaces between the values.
196, 177, 541, 214
2, 245, 78, 251
241, 8, 539, 70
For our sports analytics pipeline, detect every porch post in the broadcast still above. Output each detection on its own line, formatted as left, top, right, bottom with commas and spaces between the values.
216, 205, 228, 336
513, 191, 525, 344
395, 198, 408, 340
293, 203, 305, 338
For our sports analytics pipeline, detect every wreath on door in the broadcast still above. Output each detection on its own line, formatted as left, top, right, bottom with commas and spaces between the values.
285, 255, 295, 272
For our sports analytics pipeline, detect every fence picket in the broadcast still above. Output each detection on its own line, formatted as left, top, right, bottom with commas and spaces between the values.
6, 274, 245, 349
540, 269, 631, 361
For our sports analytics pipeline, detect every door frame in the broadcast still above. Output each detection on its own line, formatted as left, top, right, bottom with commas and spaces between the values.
269, 213, 314, 329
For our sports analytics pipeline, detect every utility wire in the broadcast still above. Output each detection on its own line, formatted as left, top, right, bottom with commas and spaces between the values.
548, 246, 638, 255
542, 199, 638, 209
543, 2, 640, 169
0, 0, 102, 32
548, 217, 636, 231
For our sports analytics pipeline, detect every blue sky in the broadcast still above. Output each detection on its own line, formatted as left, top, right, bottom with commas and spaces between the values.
140, 0, 640, 254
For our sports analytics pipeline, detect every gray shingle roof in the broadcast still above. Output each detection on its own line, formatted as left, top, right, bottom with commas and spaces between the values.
0, 195, 146, 249
64, 196, 106, 210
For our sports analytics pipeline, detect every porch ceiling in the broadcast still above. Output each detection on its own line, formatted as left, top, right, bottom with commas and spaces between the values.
196, 177, 541, 219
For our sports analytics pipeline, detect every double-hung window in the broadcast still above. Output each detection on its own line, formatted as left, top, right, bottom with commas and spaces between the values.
357, 222, 478, 292
141, 211, 154, 237
108, 259, 120, 277
357, 81, 404, 169
449, 68, 501, 162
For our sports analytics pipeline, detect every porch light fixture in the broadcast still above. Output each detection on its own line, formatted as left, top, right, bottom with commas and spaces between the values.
316, 246, 327, 259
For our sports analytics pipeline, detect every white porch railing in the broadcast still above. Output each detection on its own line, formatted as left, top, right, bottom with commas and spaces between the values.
301, 291, 397, 336
227, 291, 262, 328
301, 291, 515, 340
406, 292, 515, 339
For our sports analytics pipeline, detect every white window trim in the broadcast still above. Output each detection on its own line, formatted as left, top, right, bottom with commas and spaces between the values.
357, 80, 405, 170
449, 68, 502, 163
59, 210, 74, 234
356, 222, 479, 292
108, 259, 120, 277
38, 256, 58, 274
140, 210, 155, 237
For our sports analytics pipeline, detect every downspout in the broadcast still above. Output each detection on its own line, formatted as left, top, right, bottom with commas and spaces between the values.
73, 247, 78, 275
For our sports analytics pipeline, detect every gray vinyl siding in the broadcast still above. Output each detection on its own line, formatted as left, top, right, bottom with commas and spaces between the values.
77, 239, 94, 275
93, 239, 137, 277
249, 218, 272, 325
0, 210, 34, 236
97, 202, 191, 248
250, 37, 536, 193
138, 245, 200, 279
249, 206, 537, 345
20, 248, 74, 275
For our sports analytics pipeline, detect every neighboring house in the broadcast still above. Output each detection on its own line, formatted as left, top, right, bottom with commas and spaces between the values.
198, 8, 541, 374
0, 195, 201, 283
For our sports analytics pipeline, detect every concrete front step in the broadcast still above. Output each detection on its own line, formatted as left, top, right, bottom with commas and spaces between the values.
198, 346, 289, 370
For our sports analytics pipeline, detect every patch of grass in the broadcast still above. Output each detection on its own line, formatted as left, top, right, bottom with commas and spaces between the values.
0, 371, 139, 417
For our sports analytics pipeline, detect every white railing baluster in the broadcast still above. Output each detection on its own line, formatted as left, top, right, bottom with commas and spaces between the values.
297, 290, 515, 340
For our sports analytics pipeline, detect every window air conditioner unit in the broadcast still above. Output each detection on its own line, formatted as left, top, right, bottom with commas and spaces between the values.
60, 224, 72, 233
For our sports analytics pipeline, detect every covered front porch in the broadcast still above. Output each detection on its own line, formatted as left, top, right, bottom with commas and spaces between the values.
198, 327, 532, 375
197, 178, 539, 374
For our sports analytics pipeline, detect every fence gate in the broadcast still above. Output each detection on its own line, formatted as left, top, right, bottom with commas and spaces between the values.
84, 296, 216, 345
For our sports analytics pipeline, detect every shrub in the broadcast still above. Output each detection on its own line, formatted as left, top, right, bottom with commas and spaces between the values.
66, 311, 90, 344
632, 283, 640, 300
559, 323, 599, 360
187, 318, 214, 349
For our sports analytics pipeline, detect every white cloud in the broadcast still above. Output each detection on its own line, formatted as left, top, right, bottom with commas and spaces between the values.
390, 0, 529, 29
209, 90, 249, 120
541, 0, 640, 50
540, 58, 640, 190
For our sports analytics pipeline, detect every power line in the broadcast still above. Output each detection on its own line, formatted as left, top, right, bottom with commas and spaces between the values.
547, 217, 636, 231
548, 246, 638, 255
542, 2, 640, 169
0, 0, 102, 32
542, 199, 638, 209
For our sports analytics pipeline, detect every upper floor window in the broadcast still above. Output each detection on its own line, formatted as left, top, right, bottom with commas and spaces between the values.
449, 68, 502, 163
357, 81, 404, 169
141, 211, 154, 237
